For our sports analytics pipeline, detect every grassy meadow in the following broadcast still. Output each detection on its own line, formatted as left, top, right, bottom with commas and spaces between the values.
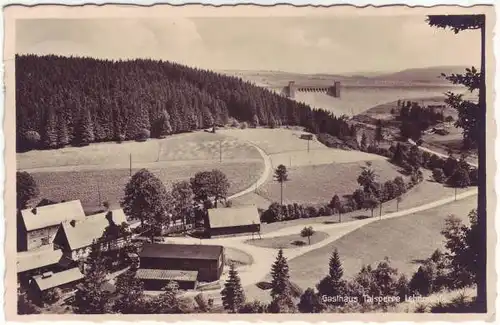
287, 195, 478, 291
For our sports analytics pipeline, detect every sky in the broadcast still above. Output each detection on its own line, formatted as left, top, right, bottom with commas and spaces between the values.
16, 16, 481, 74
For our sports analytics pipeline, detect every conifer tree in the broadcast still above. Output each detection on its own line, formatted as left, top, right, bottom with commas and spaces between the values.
42, 109, 58, 148
56, 114, 70, 147
221, 263, 245, 313
316, 248, 346, 298
269, 249, 296, 313
360, 132, 368, 151
75, 110, 95, 146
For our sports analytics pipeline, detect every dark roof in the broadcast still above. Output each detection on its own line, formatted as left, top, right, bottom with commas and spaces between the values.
139, 243, 223, 261
136, 269, 198, 282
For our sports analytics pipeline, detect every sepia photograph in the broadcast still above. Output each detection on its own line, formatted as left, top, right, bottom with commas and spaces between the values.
4, 3, 496, 321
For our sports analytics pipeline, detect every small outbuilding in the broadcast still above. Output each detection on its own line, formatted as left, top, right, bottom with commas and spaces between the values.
29, 267, 84, 305
136, 269, 199, 290
206, 205, 261, 238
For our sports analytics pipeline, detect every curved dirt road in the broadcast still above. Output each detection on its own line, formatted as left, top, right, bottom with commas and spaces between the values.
168, 187, 478, 290
227, 144, 272, 201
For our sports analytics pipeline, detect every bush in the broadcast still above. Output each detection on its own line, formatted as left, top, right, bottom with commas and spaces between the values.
239, 300, 267, 313
469, 168, 478, 186
116, 133, 126, 143
135, 128, 150, 141
41, 288, 62, 305
194, 293, 210, 312
432, 168, 445, 183
229, 118, 240, 128
23, 130, 41, 149
240, 122, 248, 129
291, 240, 307, 246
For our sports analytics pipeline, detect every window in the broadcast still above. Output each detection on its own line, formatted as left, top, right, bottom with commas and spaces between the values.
41, 237, 50, 245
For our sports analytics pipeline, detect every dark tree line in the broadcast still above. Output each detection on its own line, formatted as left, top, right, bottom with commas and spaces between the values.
16, 54, 353, 152
397, 100, 445, 141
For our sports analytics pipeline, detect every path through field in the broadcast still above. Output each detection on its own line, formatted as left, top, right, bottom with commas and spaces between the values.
167, 187, 477, 292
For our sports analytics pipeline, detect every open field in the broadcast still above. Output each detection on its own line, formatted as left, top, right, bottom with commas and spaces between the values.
219, 128, 387, 167
244, 231, 329, 249
256, 159, 404, 205
17, 131, 262, 171
217, 128, 327, 154
287, 195, 477, 291
32, 161, 264, 212
258, 169, 469, 234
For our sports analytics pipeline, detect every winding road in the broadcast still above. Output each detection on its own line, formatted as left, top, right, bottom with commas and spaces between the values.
166, 138, 479, 294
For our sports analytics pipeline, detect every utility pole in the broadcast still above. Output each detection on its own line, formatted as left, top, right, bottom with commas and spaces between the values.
307, 139, 310, 153
455, 187, 457, 201
97, 180, 102, 207
219, 140, 222, 163
129, 153, 132, 176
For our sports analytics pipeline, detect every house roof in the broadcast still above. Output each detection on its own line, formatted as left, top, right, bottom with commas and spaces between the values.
59, 209, 128, 251
136, 269, 198, 282
33, 267, 84, 291
139, 243, 223, 261
20, 200, 86, 232
207, 205, 260, 229
17, 249, 64, 273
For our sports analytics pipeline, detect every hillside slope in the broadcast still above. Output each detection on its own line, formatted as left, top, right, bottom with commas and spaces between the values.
16, 55, 352, 152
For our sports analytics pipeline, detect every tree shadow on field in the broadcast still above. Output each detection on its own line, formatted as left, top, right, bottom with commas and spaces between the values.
411, 258, 428, 265
322, 220, 339, 225
353, 215, 372, 220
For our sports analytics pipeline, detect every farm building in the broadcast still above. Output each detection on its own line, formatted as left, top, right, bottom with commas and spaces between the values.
17, 200, 86, 251
53, 209, 130, 261
136, 269, 199, 290
206, 205, 260, 238
16, 249, 75, 287
29, 267, 84, 305
138, 243, 224, 283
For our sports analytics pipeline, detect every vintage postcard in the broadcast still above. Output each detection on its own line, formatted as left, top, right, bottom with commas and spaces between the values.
3, 3, 496, 322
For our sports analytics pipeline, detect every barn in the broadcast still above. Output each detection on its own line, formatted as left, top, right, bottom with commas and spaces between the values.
138, 243, 224, 283
53, 209, 130, 261
17, 200, 86, 251
206, 205, 260, 238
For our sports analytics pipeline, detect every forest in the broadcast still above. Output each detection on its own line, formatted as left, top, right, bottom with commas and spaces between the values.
16, 54, 354, 152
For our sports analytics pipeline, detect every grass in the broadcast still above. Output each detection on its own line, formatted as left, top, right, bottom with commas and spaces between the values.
244, 231, 329, 249
17, 131, 262, 170
287, 195, 478, 291
32, 161, 264, 212
218, 128, 327, 155
245, 169, 471, 235
256, 159, 405, 205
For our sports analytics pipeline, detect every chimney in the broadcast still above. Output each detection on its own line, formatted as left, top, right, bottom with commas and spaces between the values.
41, 271, 53, 279
31, 208, 37, 215
105, 211, 115, 225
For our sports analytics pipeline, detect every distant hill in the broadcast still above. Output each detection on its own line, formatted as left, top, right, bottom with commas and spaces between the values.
16, 55, 354, 152
220, 66, 469, 88
369, 66, 470, 84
